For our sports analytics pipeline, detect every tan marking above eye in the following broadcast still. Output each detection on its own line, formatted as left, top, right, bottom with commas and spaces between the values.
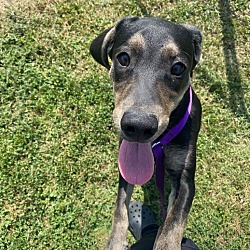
161, 42, 180, 57
128, 33, 146, 52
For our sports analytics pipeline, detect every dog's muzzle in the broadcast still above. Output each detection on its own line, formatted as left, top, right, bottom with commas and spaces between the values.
120, 110, 158, 143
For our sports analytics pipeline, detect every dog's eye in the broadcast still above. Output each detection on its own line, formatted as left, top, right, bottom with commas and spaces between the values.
117, 52, 130, 67
171, 62, 186, 76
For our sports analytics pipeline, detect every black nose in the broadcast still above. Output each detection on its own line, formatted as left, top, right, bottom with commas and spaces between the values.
121, 111, 158, 142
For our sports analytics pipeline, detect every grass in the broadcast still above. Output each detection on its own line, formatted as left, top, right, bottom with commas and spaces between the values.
0, 0, 249, 249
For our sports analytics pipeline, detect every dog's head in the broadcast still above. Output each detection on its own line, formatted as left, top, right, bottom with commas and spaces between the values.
90, 17, 202, 143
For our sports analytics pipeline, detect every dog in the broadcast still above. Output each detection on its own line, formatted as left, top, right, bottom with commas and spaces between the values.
90, 17, 202, 250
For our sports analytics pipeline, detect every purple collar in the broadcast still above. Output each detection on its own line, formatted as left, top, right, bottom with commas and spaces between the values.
152, 86, 193, 219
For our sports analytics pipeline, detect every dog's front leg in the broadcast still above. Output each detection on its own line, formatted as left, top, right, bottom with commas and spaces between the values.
105, 174, 134, 250
154, 147, 196, 250
154, 180, 194, 250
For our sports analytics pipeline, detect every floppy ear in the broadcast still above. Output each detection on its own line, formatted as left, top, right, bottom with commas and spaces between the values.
182, 24, 202, 69
89, 26, 116, 69
90, 17, 139, 69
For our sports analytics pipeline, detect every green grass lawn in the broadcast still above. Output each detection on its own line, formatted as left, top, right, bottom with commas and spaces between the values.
0, 0, 249, 249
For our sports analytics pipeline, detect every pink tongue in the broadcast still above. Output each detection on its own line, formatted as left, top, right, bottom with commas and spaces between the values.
118, 140, 154, 185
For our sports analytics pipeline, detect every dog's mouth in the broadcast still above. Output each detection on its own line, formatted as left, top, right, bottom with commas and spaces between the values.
116, 109, 170, 185
113, 107, 170, 185
117, 111, 156, 185
118, 140, 154, 185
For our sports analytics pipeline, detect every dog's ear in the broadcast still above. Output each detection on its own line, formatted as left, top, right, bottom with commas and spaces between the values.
182, 24, 202, 69
89, 26, 116, 69
90, 17, 139, 69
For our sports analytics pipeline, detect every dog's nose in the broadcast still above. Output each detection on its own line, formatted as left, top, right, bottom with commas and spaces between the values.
121, 111, 158, 142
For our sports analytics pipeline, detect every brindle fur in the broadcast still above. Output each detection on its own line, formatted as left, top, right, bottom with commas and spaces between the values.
90, 17, 202, 250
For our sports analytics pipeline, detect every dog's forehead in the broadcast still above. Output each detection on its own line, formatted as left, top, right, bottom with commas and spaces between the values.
128, 32, 180, 57
114, 19, 193, 55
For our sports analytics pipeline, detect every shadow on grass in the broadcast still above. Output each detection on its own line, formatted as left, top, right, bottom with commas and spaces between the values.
218, 0, 249, 121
